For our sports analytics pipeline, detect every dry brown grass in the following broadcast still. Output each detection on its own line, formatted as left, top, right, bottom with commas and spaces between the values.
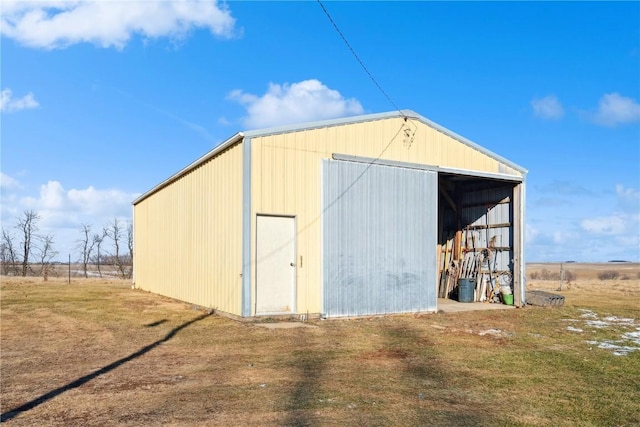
1, 268, 639, 426
527, 262, 639, 310
528, 262, 640, 281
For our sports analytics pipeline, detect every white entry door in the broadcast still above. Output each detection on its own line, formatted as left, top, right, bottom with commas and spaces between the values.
256, 215, 296, 315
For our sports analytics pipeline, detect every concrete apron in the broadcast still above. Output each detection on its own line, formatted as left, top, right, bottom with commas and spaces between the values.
253, 322, 318, 329
252, 300, 516, 326
437, 298, 517, 313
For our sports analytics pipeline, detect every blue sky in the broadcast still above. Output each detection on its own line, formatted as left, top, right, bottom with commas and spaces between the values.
1, 1, 639, 263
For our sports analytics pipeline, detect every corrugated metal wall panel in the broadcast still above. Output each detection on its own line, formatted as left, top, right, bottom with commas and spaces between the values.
134, 143, 243, 315
323, 160, 437, 317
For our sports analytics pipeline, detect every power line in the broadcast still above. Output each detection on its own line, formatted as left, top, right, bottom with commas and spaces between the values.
316, 0, 405, 117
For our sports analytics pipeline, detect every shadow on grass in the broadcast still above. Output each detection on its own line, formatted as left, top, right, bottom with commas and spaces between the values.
144, 319, 168, 327
383, 323, 494, 426
284, 330, 327, 427
1, 313, 209, 422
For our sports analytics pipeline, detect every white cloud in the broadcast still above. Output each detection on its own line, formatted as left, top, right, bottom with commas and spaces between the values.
553, 230, 579, 244
525, 223, 540, 243
0, 172, 21, 190
615, 184, 640, 215
20, 181, 137, 224
616, 184, 639, 198
581, 213, 637, 236
68, 186, 136, 217
2, 180, 140, 258
1, 88, 39, 112
592, 93, 640, 127
531, 95, 564, 120
228, 79, 364, 129
0, 0, 237, 50
527, 183, 640, 262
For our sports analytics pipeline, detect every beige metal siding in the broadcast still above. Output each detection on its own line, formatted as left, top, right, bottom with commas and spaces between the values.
134, 143, 243, 315
250, 117, 522, 315
250, 132, 323, 315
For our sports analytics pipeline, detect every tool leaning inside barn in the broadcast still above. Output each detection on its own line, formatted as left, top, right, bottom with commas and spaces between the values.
437, 204, 514, 304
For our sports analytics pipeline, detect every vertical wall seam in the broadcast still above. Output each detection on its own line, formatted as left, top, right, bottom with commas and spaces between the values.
242, 137, 252, 317
131, 203, 135, 285
320, 161, 325, 316
520, 179, 526, 304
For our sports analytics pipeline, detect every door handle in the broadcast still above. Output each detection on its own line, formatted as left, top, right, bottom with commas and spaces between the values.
290, 262, 295, 267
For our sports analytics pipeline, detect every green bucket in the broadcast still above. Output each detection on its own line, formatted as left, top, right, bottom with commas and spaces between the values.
503, 294, 514, 306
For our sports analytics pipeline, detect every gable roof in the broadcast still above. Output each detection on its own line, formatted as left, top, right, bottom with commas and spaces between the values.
133, 110, 526, 205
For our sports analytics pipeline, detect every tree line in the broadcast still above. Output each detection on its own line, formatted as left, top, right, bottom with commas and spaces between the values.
1, 210, 133, 280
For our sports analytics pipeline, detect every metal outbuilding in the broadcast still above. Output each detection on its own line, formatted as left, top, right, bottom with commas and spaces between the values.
133, 110, 527, 318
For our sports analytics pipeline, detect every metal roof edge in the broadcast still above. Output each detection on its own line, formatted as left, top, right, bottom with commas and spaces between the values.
132, 132, 244, 205
243, 109, 526, 175
332, 153, 524, 182
242, 110, 408, 138
408, 111, 528, 175
133, 109, 527, 205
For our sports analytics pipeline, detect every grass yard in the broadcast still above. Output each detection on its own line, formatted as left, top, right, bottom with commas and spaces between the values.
1, 268, 639, 426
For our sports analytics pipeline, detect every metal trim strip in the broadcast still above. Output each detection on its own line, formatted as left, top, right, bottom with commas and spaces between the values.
331, 153, 524, 182
241, 137, 252, 317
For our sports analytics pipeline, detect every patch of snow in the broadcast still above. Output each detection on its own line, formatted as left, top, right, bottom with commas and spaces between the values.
622, 329, 640, 345
596, 341, 623, 350
585, 320, 611, 329
584, 339, 640, 356
479, 329, 502, 336
566, 326, 584, 333
603, 316, 634, 323
577, 311, 640, 356
579, 309, 598, 318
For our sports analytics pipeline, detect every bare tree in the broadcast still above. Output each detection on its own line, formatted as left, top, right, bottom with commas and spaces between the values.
36, 234, 57, 281
78, 223, 95, 278
107, 219, 127, 279
0, 238, 8, 275
16, 210, 40, 277
126, 221, 133, 279
93, 227, 108, 278
1, 228, 19, 275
